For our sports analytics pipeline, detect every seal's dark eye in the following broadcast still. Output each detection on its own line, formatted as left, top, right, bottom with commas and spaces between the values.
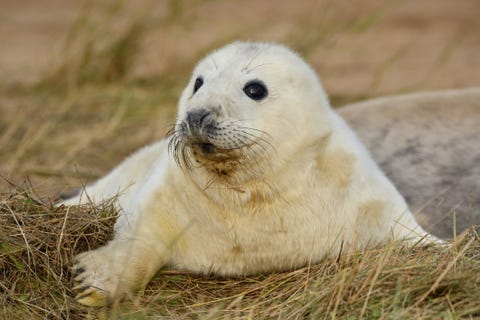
193, 77, 203, 94
243, 80, 268, 101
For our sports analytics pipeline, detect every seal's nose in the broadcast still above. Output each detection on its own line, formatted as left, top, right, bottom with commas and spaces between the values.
185, 109, 213, 132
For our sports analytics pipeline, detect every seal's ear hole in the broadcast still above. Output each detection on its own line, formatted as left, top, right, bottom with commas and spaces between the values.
243, 80, 268, 101
193, 77, 204, 95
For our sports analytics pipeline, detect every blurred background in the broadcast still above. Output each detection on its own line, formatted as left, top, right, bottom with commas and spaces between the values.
0, 0, 479, 196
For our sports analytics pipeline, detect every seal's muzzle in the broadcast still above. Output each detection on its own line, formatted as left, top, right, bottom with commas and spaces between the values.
182, 108, 219, 155
185, 109, 215, 136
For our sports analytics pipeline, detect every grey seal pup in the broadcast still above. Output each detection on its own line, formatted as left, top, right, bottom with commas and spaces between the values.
61, 42, 436, 306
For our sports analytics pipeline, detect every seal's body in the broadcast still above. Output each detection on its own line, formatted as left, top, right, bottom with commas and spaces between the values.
339, 89, 480, 238
64, 42, 433, 306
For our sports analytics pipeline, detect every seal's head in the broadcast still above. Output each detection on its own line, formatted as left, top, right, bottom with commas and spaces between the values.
169, 41, 332, 181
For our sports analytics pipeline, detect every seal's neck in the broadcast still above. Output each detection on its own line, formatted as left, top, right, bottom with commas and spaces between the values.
182, 132, 331, 213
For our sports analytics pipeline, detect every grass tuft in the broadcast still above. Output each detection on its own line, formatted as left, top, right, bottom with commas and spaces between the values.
1, 187, 479, 319
0, 187, 116, 319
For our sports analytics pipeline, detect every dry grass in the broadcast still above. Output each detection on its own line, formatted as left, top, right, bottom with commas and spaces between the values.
1, 188, 480, 319
1, 0, 480, 319
0, 187, 116, 319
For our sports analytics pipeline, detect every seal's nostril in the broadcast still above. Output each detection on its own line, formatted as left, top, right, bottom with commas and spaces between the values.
186, 109, 212, 130
199, 112, 210, 127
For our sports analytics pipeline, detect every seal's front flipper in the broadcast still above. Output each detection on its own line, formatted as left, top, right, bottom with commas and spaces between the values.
72, 236, 167, 306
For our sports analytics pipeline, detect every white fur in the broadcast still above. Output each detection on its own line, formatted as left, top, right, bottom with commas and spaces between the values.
65, 42, 435, 306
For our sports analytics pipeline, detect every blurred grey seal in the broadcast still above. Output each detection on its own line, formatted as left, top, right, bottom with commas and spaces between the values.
339, 88, 480, 238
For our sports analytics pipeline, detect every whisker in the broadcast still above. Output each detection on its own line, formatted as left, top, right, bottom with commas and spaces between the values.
166, 116, 277, 192
212, 56, 218, 70
243, 46, 269, 73
203, 175, 217, 191
235, 129, 275, 158
246, 63, 274, 73
237, 126, 274, 141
